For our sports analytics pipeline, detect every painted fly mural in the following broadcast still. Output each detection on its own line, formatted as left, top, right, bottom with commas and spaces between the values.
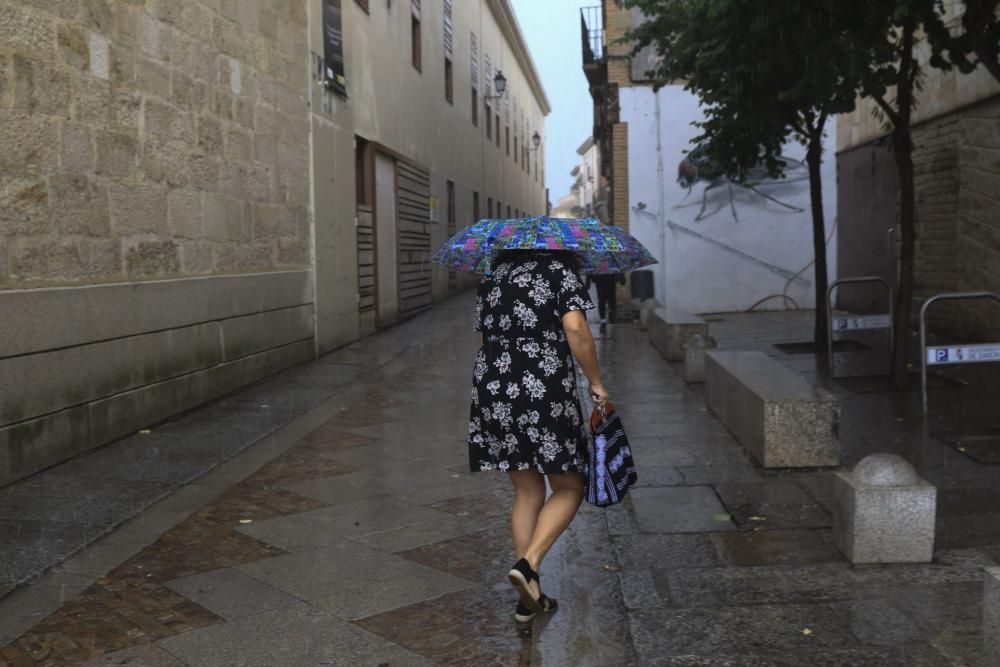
676, 142, 810, 222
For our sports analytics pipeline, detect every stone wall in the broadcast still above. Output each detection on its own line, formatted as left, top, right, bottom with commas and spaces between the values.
954, 95, 1000, 340
912, 94, 1000, 340
0, 1, 311, 285
0, 0, 315, 486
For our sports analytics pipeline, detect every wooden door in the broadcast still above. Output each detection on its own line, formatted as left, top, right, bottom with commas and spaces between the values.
396, 160, 433, 317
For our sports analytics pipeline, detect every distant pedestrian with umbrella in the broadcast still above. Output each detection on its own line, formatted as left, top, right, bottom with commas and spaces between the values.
431, 216, 654, 622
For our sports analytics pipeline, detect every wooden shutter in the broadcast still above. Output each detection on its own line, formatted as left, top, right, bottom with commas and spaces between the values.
411, 0, 420, 18
470, 32, 478, 90
443, 0, 453, 59
484, 55, 492, 100
357, 207, 375, 312
396, 160, 432, 317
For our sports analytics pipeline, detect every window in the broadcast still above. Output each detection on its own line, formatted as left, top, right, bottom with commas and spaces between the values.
495, 114, 500, 147
470, 32, 479, 126
355, 138, 371, 206
505, 127, 510, 156
473, 191, 480, 222
411, 14, 422, 71
496, 200, 502, 217
443, 0, 453, 103
487, 197, 492, 218
506, 205, 511, 218
485, 105, 492, 140
444, 58, 453, 103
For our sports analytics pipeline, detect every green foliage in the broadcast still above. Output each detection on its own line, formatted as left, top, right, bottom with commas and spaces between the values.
925, 0, 1000, 83
622, 0, 867, 180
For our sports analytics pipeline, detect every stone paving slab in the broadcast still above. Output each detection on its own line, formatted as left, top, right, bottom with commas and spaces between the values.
628, 603, 928, 666
714, 480, 832, 529
310, 568, 476, 621
156, 603, 438, 667
164, 568, 299, 620
630, 486, 737, 533
233, 541, 454, 601
711, 528, 842, 566
76, 644, 187, 666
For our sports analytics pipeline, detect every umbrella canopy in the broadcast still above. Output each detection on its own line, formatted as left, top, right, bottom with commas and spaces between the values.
431, 216, 658, 275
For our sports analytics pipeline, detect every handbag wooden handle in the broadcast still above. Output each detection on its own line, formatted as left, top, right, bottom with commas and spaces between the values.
589, 400, 616, 433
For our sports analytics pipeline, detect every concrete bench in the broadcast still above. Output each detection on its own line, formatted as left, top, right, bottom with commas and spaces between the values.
647, 308, 708, 361
704, 351, 840, 468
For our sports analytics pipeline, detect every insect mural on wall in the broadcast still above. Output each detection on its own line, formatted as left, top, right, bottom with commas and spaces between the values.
676, 142, 809, 222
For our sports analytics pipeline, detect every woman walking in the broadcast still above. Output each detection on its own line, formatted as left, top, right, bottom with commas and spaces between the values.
468, 249, 609, 622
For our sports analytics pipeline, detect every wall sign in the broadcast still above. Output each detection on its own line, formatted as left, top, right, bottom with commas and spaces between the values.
926, 344, 1000, 365
323, 0, 347, 96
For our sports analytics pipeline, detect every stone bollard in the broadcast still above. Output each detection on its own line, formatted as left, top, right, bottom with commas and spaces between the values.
832, 453, 936, 564
683, 333, 717, 383
986, 567, 1000, 664
638, 298, 661, 331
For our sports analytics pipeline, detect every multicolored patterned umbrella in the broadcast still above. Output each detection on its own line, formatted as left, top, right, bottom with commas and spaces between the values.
431, 216, 658, 275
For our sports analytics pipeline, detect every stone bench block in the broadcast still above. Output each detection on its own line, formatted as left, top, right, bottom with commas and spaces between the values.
648, 308, 708, 361
832, 454, 936, 564
985, 567, 1000, 663
704, 351, 839, 468
683, 334, 717, 384
637, 298, 662, 331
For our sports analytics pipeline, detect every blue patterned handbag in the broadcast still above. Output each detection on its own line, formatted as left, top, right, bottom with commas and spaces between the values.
584, 402, 638, 507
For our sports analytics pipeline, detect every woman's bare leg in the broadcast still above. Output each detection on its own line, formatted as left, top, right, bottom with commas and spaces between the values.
508, 469, 546, 556
523, 472, 584, 576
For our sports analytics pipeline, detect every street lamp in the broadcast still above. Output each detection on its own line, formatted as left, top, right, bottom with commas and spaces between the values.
483, 70, 507, 101
530, 131, 541, 151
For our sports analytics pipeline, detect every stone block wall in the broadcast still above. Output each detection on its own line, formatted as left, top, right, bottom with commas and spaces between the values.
912, 110, 963, 329
0, 0, 311, 286
955, 95, 1000, 340
912, 94, 1000, 341
0, 1, 315, 486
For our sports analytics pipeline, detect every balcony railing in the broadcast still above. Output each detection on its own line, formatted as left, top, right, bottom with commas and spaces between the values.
581, 6, 604, 63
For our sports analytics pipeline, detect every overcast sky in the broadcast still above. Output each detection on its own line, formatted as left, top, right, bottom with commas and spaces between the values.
509, 0, 594, 202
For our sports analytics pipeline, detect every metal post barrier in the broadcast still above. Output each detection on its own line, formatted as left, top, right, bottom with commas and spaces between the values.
826, 276, 894, 375
920, 291, 1000, 414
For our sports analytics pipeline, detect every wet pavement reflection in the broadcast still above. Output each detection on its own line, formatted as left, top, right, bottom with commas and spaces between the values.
0, 297, 995, 665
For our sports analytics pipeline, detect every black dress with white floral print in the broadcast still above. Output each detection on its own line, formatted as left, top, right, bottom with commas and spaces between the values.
468, 253, 595, 474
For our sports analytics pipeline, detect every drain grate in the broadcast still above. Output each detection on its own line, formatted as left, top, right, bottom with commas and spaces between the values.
775, 340, 870, 355
934, 429, 1000, 465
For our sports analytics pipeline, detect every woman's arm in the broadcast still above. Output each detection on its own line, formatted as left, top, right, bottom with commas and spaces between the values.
562, 310, 609, 404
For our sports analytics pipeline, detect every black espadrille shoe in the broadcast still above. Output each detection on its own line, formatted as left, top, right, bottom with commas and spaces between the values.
508, 558, 543, 613
514, 600, 536, 623
514, 594, 558, 623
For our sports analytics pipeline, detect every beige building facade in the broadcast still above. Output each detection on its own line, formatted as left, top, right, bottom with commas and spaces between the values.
0, 0, 548, 486
308, 0, 549, 345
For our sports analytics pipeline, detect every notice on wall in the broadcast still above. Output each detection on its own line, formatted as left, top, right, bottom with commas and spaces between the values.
428, 195, 441, 223
323, 0, 347, 96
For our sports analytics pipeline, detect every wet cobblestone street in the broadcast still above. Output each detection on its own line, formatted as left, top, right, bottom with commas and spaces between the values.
1, 294, 996, 665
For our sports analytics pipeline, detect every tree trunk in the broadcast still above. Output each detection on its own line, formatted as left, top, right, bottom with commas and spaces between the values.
890, 19, 917, 388
806, 135, 830, 367
891, 126, 917, 387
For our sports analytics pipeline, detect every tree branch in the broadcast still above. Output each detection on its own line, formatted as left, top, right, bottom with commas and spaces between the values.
871, 94, 900, 125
